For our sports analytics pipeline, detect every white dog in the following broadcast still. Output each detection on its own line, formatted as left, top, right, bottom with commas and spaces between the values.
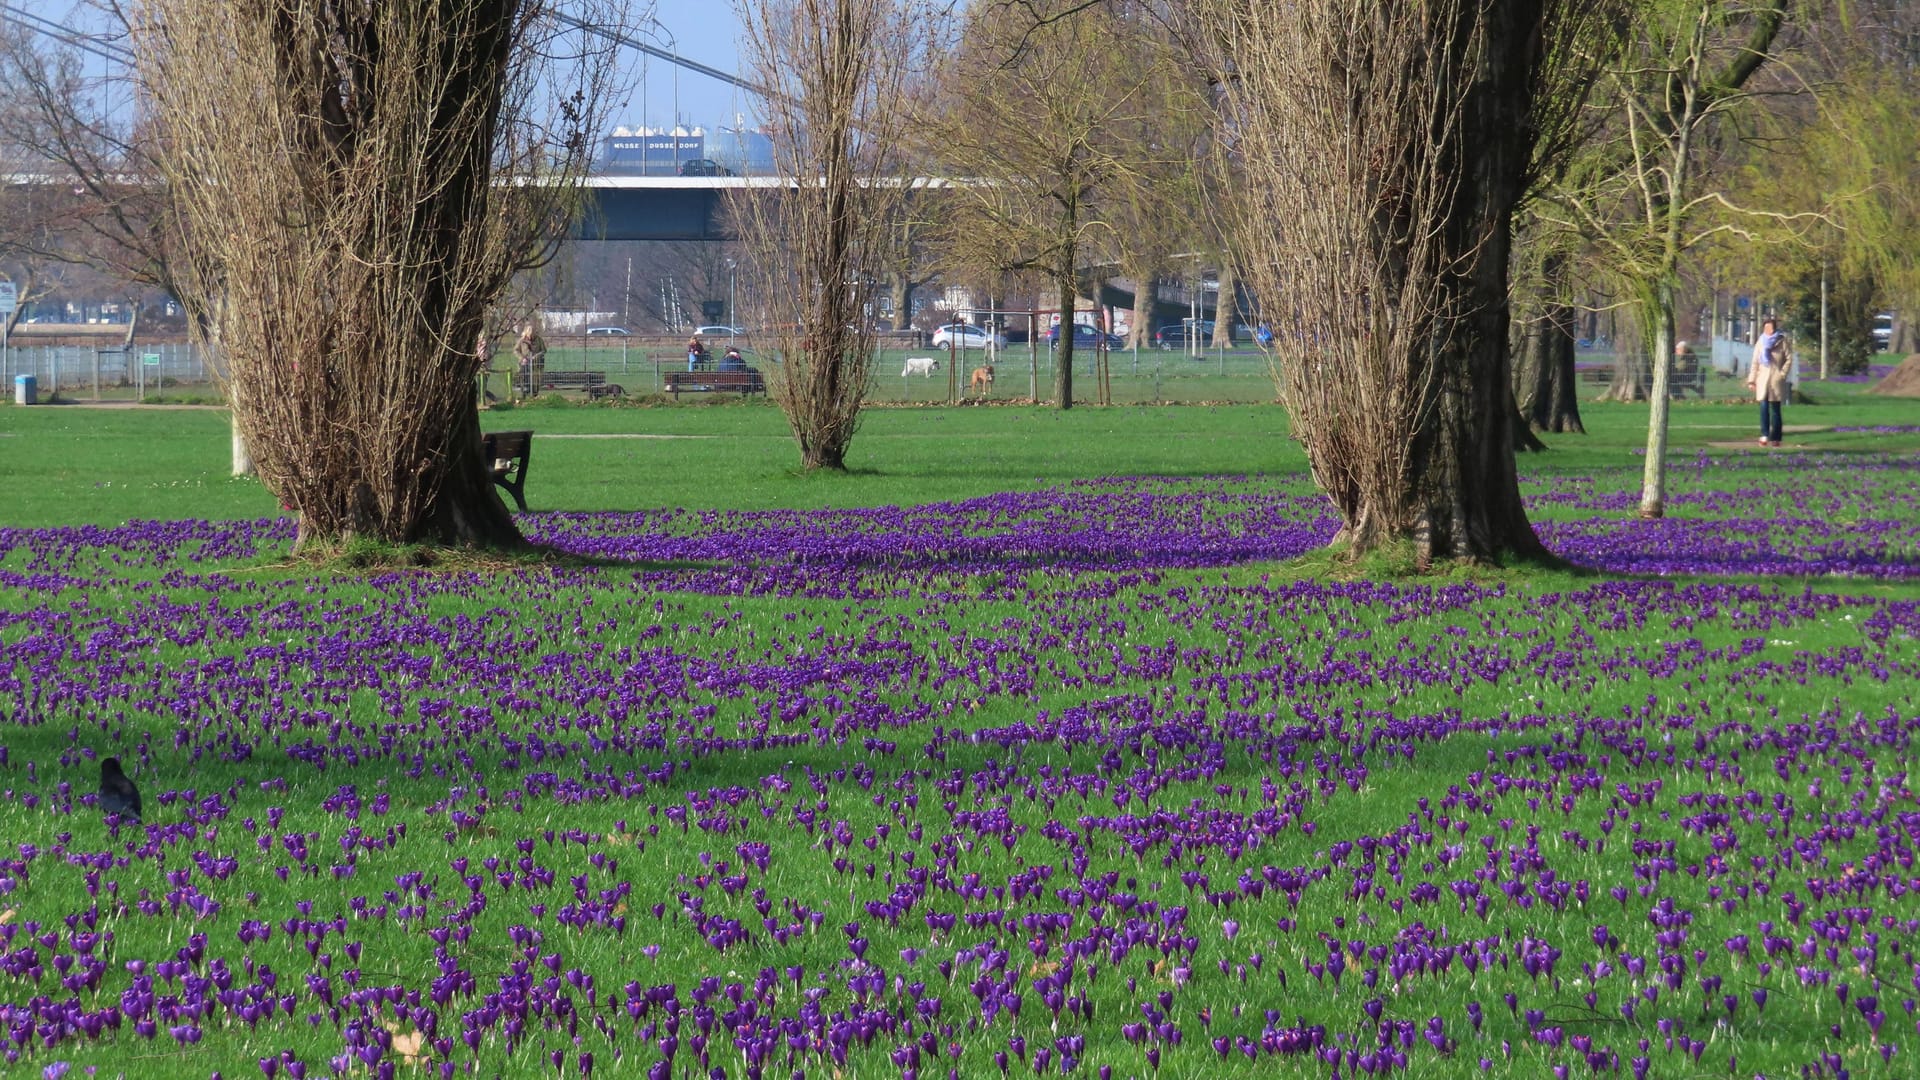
902, 356, 940, 377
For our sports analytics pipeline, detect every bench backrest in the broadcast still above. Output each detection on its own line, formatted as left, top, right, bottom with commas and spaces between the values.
483, 430, 533, 458
667, 370, 761, 384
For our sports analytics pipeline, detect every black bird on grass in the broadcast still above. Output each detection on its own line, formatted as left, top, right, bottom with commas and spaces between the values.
98, 757, 142, 823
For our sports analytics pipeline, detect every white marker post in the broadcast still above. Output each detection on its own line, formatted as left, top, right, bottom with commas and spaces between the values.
0, 280, 16, 380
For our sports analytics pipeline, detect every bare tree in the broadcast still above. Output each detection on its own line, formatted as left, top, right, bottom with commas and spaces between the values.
1544, 1, 1794, 517
2, 18, 265, 465
1093, 13, 1217, 354
1197, 0, 1620, 563
138, 1, 623, 550
0, 21, 200, 335
928, 0, 1174, 410
731, 0, 930, 468
882, 218, 940, 338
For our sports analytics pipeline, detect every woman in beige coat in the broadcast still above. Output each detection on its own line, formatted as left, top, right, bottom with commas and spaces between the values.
1746, 318, 1788, 447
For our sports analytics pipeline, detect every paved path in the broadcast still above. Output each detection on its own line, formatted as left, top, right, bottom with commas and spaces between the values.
535, 433, 720, 440
34, 401, 227, 410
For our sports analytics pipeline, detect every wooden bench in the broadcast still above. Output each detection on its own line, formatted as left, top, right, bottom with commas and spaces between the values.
1670, 365, 1708, 399
663, 368, 766, 400
481, 430, 532, 511
1578, 363, 1707, 397
540, 370, 625, 399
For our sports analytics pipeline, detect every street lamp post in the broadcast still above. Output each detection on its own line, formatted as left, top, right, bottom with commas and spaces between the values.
646, 18, 680, 167
727, 259, 737, 345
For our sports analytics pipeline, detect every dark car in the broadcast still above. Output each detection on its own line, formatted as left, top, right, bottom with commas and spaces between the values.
1048, 323, 1124, 350
678, 158, 733, 177
1154, 320, 1216, 350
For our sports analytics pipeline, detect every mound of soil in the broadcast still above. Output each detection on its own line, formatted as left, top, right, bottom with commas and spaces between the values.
1869, 354, 1920, 397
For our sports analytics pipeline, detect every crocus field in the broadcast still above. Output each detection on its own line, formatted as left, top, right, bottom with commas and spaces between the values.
3, 404, 1920, 1080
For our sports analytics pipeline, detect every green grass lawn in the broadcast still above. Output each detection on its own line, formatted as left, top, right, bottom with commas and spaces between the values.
4, 377, 1916, 528
2, 388, 1918, 1079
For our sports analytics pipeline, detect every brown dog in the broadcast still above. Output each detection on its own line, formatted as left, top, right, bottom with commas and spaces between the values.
969, 364, 995, 396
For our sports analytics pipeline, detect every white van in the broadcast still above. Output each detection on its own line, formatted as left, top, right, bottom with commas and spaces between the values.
1872, 313, 1894, 351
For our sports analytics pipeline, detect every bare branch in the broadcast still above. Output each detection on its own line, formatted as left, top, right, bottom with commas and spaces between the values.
136, 0, 630, 548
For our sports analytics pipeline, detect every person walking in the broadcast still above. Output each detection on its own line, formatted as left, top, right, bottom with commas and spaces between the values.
1672, 339, 1703, 399
514, 323, 546, 399
1746, 318, 1789, 447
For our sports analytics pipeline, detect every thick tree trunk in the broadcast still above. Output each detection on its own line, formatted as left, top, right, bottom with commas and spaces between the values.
1891, 304, 1916, 356
1637, 288, 1677, 519
1129, 264, 1154, 351
1516, 317, 1584, 431
285, 381, 523, 552
231, 415, 254, 476
1054, 264, 1076, 410
1331, 0, 1550, 565
1510, 392, 1549, 453
801, 445, 847, 469
1515, 254, 1586, 435
889, 272, 915, 338
1368, 258, 1548, 562
1604, 348, 1647, 401
1212, 258, 1237, 347
146, 0, 578, 555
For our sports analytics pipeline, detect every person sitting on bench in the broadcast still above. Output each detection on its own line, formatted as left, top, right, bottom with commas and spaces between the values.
718, 345, 746, 372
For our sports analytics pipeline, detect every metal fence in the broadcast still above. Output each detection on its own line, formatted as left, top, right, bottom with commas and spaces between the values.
6, 337, 1777, 407
5, 343, 218, 400
522, 339, 1289, 405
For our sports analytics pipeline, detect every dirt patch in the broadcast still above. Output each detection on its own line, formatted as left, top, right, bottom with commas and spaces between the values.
1708, 440, 1806, 451
1869, 354, 1920, 397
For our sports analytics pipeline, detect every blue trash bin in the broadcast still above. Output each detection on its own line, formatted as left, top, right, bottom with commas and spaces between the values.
13, 374, 35, 406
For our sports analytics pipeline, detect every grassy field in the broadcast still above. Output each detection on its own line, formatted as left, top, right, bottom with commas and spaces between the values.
4, 377, 1917, 527
2, 388, 1919, 1079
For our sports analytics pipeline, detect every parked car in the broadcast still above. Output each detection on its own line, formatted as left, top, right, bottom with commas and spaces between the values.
1047, 323, 1124, 350
931, 323, 1007, 350
1154, 320, 1215, 350
695, 325, 748, 338
586, 326, 630, 336
678, 158, 733, 177
1872, 312, 1895, 351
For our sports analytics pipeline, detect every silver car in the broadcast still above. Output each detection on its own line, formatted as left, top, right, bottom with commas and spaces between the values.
931, 323, 1007, 350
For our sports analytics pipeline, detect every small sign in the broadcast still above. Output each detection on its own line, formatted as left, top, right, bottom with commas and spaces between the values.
0, 281, 15, 315
142, 353, 161, 366
1735, 295, 1751, 311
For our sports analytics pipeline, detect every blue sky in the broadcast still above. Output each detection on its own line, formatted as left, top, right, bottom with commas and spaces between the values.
619, 1, 756, 132
10, 0, 757, 134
